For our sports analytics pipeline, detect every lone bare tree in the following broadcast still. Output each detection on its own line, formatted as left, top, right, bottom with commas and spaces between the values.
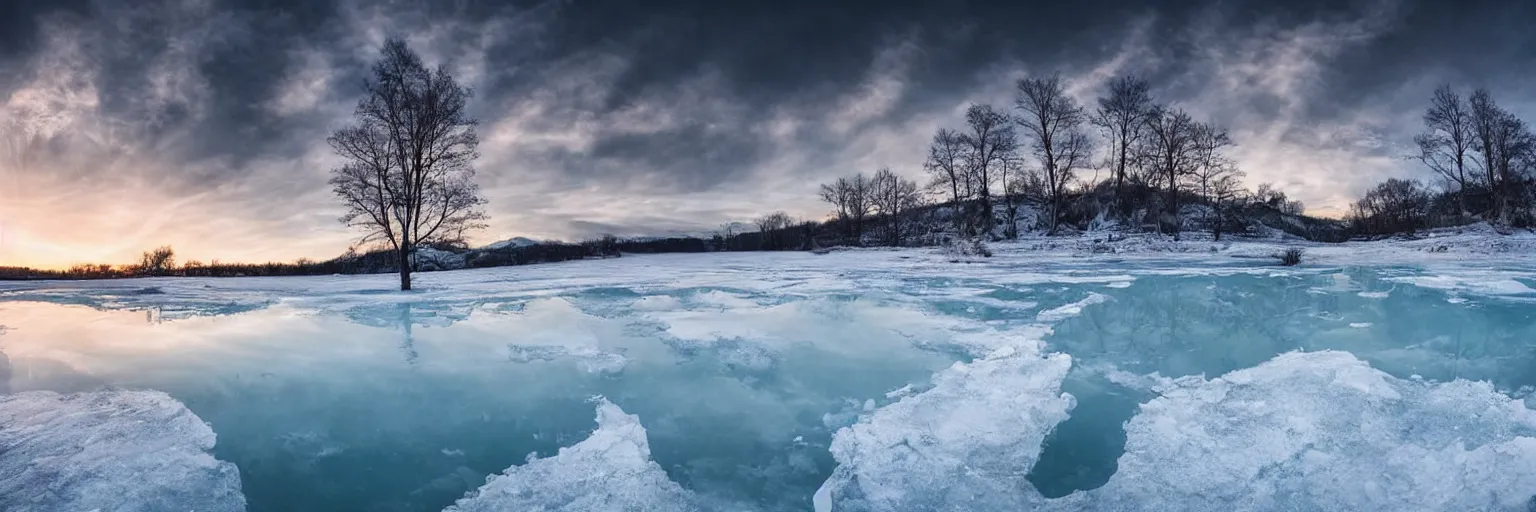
329, 38, 486, 290
1016, 75, 1092, 235
1093, 75, 1152, 213
1414, 85, 1475, 214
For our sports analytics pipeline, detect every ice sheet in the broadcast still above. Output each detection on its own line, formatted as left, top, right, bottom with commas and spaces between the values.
1080, 351, 1536, 511
0, 390, 246, 512
445, 397, 700, 512
1035, 292, 1110, 323
815, 342, 1074, 512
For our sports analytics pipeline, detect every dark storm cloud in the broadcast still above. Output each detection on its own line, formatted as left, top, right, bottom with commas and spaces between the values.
3, 0, 1536, 265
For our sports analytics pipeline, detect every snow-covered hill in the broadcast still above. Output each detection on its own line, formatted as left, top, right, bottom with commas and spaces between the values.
480, 237, 540, 251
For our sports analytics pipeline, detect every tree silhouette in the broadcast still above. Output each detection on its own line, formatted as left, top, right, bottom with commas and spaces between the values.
329, 38, 486, 290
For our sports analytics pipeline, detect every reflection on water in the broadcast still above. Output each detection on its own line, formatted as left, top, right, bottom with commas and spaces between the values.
1, 257, 1534, 511
1028, 268, 1536, 497
0, 291, 959, 511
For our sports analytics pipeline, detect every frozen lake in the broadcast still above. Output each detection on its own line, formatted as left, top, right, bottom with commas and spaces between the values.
3, 239, 1536, 511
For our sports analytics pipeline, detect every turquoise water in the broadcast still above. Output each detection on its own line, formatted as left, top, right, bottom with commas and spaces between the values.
1, 253, 1534, 511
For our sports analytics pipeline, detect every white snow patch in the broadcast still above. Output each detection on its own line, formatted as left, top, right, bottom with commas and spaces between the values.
648, 298, 973, 355
816, 343, 1074, 511
481, 237, 539, 250
631, 295, 684, 311
1076, 351, 1536, 511
883, 384, 916, 400
1036, 293, 1110, 323
692, 290, 760, 309
1390, 273, 1536, 297
0, 390, 246, 512
445, 398, 699, 512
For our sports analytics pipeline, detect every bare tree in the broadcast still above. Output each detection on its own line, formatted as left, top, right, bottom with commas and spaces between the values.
1188, 123, 1238, 200
754, 211, 794, 250
1094, 75, 1152, 213
716, 222, 738, 251
1490, 110, 1535, 224
818, 173, 876, 244
1188, 124, 1241, 237
1469, 89, 1503, 219
1414, 85, 1475, 214
1016, 75, 1093, 235
138, 246, 176, 276
957, 104, 1018, 238
1468, 89, 1536, 223
1209, 175, 1243, 241
329, 38, 486, 290
1351, 178, 1433, 234
870, 168, 922, 246
1252, 182, 1303, 215
1142, 106, 1199, 238
923, 129, 970, 207
1004, 166, 1045, 237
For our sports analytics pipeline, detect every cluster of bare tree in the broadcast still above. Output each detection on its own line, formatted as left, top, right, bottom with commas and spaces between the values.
816, 168, 923, 246
808, 73, 1361, 246
915, 74, 1248, 240
752, 211, 801, 250
1349, 178, 1434, 234
1411, 86, 1536, 227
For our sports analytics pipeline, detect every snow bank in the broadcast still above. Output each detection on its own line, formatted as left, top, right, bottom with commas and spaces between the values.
445, 398, 700, 512
1082, 350, 1536, 511
815, 343, 1075, 512
0, 390, 246, 512
481, 237, 539, 250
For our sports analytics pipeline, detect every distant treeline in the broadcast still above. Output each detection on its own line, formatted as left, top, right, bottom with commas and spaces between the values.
0, 239, 617, 280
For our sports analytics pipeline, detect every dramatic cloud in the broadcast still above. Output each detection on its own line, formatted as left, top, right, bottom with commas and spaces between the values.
1, 0, 1533, 266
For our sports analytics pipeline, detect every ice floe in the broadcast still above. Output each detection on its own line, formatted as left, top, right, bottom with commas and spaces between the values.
816, 343, 1074, 512
1036, 292, 1110, 323
445, 397, 701, 512
0, 390, 246, 512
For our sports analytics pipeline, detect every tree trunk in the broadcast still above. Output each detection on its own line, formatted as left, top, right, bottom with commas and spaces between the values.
1047, 191, 1059, 236
1115, 145, 1127, 215
979, 193, 993, 239
398, 244, 413, 291
1212, 205, 1222, 241
398, 222, 413, 291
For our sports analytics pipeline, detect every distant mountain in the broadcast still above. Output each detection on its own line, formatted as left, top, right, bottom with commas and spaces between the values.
480, 237, 540, 250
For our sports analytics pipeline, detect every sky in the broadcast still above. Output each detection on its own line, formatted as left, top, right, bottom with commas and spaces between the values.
1, 0, 1534, 268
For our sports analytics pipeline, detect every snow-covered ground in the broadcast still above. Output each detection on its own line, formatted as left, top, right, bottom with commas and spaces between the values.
1, 231, 1535, 511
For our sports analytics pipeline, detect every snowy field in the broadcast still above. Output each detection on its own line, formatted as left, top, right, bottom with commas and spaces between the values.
2, 229, 1536, 511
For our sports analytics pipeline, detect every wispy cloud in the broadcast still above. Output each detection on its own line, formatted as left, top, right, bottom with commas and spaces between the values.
2, 0, 1533, 266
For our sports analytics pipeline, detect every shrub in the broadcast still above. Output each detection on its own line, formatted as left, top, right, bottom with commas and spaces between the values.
1274, 247, 1304, 266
